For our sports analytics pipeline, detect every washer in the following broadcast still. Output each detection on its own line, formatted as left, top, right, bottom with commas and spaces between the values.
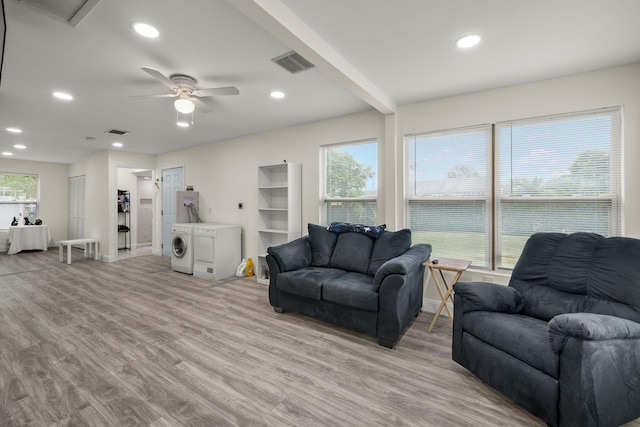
171, 223, 196, 274
193, 224, 241, 280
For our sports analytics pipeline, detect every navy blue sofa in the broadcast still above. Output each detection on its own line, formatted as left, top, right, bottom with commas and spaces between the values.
452, 232, 640, 427
266, 224, 431, 348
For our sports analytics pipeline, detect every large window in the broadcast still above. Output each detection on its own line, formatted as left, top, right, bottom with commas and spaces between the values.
406, 107, 621, 269
321, 140, 378, 225
496, 108, 621, 268
406, 126, 492, 267
0, 173, 39, 228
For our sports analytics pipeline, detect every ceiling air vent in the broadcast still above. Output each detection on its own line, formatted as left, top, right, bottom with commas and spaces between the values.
106, 129, 130, 136
16, 0, 100, 27
271, 51, 315, 74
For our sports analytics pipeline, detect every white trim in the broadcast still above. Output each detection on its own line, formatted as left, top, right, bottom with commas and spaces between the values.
422, 297, 453, 315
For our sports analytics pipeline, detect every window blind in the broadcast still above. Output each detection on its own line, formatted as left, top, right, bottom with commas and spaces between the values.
406, 125, 492, 267
495, 107, 621, 268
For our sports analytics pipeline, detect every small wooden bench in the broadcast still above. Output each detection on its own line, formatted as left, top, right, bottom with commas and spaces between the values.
59, 239, 99, 264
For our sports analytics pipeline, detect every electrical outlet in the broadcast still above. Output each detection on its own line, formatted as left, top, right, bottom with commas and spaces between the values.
483, 275, 494, 283
238, 202, 243, 209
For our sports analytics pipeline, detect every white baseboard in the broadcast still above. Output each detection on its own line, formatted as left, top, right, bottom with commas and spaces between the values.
422, 297, 453, 314
102, 254, 117, 262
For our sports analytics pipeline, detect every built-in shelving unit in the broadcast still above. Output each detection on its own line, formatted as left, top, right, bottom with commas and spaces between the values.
117, 189, 130, 250
257, 163, 301, 285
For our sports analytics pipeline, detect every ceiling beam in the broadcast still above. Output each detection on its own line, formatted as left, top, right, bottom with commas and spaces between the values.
227, 0, 397, 115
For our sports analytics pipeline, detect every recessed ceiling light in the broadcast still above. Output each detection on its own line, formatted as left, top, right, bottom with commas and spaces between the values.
13, 144, 26, 149
132, 22, 159, 38
6, 127, 22, 133
177, 121, 190, 128
270, 91, 285, 99
2, 152, 13, 156
53, 91, 73, 100
112, 142, 123, 148
455, 34, 481, 49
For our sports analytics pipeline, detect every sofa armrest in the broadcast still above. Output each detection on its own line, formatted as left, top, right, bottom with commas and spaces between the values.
551, 313, 640, 426
267, 236, 312, 272
373, 244, 431, 286
549, 313, 640, 353
453, 282, 524, 314
376, 244, 430, 348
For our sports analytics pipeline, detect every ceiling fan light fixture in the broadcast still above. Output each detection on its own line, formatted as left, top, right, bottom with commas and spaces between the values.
174, 97, 195, 114
177, 121, 190, 128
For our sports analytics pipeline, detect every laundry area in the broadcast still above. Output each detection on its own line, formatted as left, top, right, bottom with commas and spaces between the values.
170, 190, 241, 280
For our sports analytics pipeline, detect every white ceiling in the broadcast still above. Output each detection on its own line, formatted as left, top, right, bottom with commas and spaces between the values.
1, 0, 639, 164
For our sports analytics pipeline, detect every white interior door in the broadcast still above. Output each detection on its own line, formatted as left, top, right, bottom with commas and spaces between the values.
68, 176, 85, 240
162, 167, 183, 256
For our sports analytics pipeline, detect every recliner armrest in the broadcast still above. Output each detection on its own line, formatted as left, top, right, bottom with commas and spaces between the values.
373, 244, 431, 286
548, 313, 640, 353
453, 282, 524, 314
267, 236, 312, 272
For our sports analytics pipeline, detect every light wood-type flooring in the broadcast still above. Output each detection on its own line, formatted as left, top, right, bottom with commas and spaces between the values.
0, 249, 638, 426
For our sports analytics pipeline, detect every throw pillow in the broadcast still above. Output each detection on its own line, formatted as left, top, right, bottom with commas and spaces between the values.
308, 223, 338, 267
330, 232, 375, 275
367, 229, 412, 276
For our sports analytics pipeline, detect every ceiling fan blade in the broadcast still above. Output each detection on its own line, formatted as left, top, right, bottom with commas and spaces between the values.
141, 66, 176, 89
193, 97, 214, 113
195, 86, 239, 96
129, 93, 178, 99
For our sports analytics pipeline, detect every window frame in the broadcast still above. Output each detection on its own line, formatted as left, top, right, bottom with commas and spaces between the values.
404, 106, 622, 271
405, 125, 493, 268
0, 172, 40, 229
320, 139, 379, 226
494, 107, 622, 269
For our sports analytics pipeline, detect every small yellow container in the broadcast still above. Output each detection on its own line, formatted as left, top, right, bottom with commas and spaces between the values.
246, 257, 255, 276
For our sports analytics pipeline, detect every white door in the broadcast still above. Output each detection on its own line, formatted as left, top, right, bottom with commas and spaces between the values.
162, 167, 183, 256
68, 176, 85, 240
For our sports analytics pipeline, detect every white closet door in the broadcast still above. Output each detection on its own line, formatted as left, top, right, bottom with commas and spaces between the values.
68, 176, 86, 239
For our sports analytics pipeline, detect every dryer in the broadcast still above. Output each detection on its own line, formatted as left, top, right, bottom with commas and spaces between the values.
193, 224, 241, 280
171, 223, 196, 274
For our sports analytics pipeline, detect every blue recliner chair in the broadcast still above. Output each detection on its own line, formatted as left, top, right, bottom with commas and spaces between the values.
452, 232, 640, 427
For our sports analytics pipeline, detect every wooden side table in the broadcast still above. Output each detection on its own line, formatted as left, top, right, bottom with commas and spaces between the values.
424, 258, 471, 332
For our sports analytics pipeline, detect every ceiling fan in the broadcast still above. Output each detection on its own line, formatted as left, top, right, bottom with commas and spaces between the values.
136, 66, 239, 114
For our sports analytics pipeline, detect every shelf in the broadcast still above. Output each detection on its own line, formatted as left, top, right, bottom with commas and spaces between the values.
118, 190, 130, 250
258, 228, 289, 234
259, 185, 288, 190
256, 163, 301, 284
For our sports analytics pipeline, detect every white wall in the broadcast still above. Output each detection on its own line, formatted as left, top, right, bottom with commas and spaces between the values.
0, 159, 69, 250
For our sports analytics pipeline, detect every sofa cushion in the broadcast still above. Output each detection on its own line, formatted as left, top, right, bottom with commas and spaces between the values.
322, 272, 378, 312
308, 223, 338, 267
367, 229, 411, 276
277, 267, 346, 301
463, 311, 559, 379
330, 232, 375, 274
